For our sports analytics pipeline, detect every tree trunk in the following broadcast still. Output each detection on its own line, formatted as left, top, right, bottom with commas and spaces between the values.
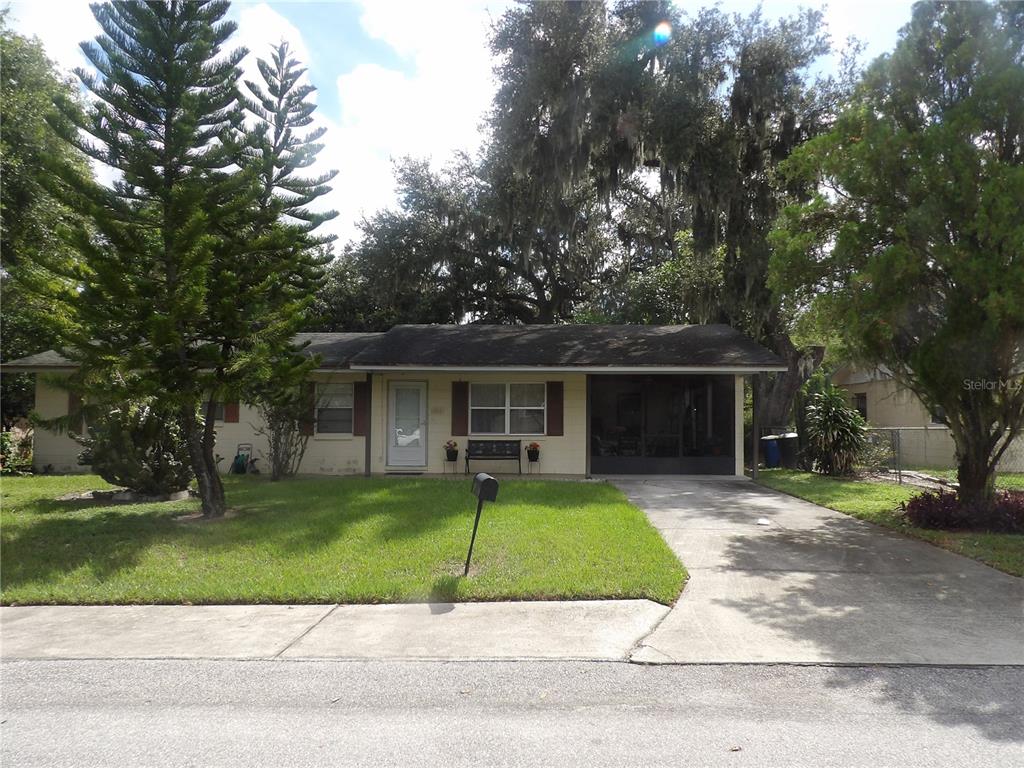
955, 443, 997, 509
757, 334, 825, 428
182, 404, 227, 518
533, 294, 557, 324
270, 415, 287, 481
201, 400, 226, 511
271, 437, 285, 482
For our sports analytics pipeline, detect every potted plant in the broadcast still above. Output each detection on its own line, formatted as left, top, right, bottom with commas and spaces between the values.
444, 440, 459, 462
526, 442, 541, 462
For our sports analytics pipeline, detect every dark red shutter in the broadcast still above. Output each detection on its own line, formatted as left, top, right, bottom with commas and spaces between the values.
299, 382, 316, 436
353, 380, 370, 436
546, 381, 564, 436
451, 381, 469, 436
224, 402, 239, 423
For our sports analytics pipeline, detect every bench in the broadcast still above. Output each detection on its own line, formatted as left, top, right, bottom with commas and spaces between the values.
465, 439, 522, 474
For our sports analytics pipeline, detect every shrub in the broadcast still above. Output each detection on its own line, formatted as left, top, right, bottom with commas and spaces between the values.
0, 429, 33, 474
902, 489, 1024, 533
901, 490, 971, 529
252, 386, 314, 482
803, 385, 867, 476
858, 433, 895, 473
76, 401, 193, 495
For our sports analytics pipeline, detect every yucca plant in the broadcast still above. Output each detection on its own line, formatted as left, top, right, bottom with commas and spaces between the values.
804, 385, 867, 476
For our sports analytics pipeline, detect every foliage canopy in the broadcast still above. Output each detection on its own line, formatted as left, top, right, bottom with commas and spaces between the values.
770, 1, 1024, 505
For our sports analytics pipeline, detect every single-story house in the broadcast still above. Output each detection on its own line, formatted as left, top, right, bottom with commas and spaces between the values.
832, 364, 946, 428
3, 324, 786, 477
832, 364, 1024, 472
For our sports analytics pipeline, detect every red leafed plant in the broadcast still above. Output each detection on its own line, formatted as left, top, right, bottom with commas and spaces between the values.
901, 489, 1024, 533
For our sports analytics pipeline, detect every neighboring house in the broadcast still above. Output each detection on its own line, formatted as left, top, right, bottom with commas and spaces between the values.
3, 324, 785, 477
832, 365, 946, 428
833, 364, 1023, 471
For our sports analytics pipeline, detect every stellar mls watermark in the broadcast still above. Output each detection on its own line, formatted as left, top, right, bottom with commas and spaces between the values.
963, 378, 1024, 392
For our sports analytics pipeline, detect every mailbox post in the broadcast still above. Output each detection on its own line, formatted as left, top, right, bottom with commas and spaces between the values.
464, 473, 499, 576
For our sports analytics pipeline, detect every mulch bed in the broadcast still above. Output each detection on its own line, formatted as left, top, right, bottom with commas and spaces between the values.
56, 488, 193, 504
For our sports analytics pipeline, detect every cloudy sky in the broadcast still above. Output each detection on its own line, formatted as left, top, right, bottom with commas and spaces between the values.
9, 0, 915, 246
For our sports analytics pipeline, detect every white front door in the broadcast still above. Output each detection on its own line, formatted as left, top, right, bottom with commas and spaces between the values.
388, 382, 427, 467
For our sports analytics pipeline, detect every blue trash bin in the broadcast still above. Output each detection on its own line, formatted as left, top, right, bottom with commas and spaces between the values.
760, 435, 781, 468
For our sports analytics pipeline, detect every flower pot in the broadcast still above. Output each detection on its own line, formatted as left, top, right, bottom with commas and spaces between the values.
445, 449, 458, 462
527, 449, 540, 462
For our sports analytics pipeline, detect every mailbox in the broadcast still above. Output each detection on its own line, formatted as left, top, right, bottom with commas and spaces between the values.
464, 473, 499, 576
472, 472, 499, 502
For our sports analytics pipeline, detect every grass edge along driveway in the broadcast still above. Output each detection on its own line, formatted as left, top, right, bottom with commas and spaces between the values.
1, 475, 686, 606
755, 469, 1023, 577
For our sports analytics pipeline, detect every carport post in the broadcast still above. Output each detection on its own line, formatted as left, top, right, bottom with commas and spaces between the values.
585, 374, 592, 478
751, 374, 760, 480
364, 373, 372, 477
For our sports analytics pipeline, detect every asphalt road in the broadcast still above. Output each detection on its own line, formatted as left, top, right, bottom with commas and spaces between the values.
3, 660, 1022, 767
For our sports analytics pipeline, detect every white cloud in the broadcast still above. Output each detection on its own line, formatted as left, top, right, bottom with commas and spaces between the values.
331, 0, 507, 244
819, 0, 913, 57
231, 0, 508, 246
8, 1, 114, 186
234, 3, 313, 95
232, 2, 370, 247
7, 0, 100, 75
233, 4, 352, 240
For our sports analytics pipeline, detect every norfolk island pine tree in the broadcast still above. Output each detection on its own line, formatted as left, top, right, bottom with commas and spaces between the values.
41, 1, 336, 516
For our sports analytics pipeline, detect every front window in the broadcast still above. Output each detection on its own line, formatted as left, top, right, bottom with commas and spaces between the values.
470, 383, 545, 435
317, 383, 353, 434
203, 402, 225, 422
853, 393, 867, 420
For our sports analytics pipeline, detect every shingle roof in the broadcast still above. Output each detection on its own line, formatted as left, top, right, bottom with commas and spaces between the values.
0, 349, 77, 370
293, 332, 384, 369
349, 324, 786, 370
2, 335, 384, 372
2, 325, 786, 372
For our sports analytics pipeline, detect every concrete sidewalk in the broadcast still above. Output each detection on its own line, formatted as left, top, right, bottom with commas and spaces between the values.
0, 600, 668, 662
7, 478, 1020, 667
613, 476, 1024, 665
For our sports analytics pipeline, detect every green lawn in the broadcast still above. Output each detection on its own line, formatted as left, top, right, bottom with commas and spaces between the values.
0, 474, 686, 606
908, 468, 1024, 491
756, 469, 1024, 577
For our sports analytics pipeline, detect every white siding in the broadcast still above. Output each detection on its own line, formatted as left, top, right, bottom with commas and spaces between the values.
29, 369, 752, 477
29, 372, 369, 477
369, 371, 588, 476
213, 372, 368, 476
32, 377, 87, 474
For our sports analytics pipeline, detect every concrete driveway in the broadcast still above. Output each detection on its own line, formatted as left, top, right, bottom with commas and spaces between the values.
612, 476, 1024, 664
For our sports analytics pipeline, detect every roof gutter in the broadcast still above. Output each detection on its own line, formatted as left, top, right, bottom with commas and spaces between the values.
347, 364, 788, 374
6, 363, 788, 375
0, 365, 78, 374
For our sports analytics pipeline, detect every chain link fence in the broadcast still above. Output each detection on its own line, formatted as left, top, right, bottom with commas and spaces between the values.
863, 428, 903, 483
756, 425, 903, 480
756, 424, 1023, 482
876, 427, 1024, 475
